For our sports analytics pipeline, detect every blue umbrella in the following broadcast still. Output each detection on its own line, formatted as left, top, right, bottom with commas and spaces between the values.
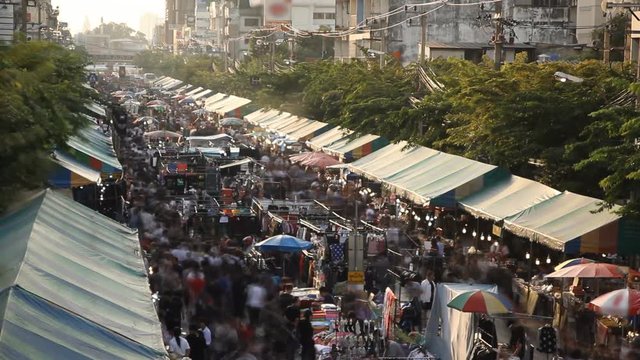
255, 235, 312, 253
256, 235, 312, 276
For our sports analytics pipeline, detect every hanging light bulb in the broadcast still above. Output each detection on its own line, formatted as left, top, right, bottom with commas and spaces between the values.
462, 227, 467, 234
535, 258, 540, 266
472, 230, 477, 238
487, 234, 492, 242
602, 253, 607, 258
480, 233, 485, 241
546, 255, 551, 264
525, 252, 530, 259
428, 221, 433, 227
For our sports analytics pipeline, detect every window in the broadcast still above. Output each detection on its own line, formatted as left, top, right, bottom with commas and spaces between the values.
313, 12, 335, 20
244, 18, 259, 27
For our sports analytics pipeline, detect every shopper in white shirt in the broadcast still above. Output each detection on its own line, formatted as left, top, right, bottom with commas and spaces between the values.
420, 271, 436, 327
246, 281, 267, 326
168, 327, 190, 358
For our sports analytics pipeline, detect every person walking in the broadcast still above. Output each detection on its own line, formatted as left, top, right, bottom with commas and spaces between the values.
298, 309, 316, 360
168, 327, 190, 359
186, 324, 206, 360
420, 270, 436, 328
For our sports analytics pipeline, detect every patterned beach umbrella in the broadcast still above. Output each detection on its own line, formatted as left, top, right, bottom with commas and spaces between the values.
447, 290, 513, 315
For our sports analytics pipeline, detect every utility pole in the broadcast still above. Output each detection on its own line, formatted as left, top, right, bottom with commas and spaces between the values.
223, 38, 229, 72
494, 1, 503, 70
380, 18, 386, 69
604, 21, 611, 64
269, 41, 275, 73
37, 1, 41, 41
21, 0, 28, 35
420, 13, 427, 63
625, 13, 631, 63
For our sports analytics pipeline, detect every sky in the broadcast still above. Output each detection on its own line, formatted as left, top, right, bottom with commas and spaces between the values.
51, 0, 165, 35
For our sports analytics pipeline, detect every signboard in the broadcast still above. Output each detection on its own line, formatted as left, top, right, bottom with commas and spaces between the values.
264, 0, 291, 26
348, 271, 364, 284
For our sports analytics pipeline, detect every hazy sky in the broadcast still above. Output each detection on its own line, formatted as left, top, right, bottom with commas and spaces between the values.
52, 0, 165, 34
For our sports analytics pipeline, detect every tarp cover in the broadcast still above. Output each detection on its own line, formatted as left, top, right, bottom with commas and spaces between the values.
84, 102, 106, 118
48, 151, 101, 188
65, 126, 122, 174
459, 175, 561, 221
503, 191, 621, 253
322, 134, 388, 161
191, 89, 213, 100
346, 141, 497, 205
249, 109, 283, 126
0, 286, 164, 359
307, 127, 352, 151
185, 86, 203, 96
0, 190, 166, 356
347, 142, 439, 180
285, 121, 330, 141
426, 283, 497, 360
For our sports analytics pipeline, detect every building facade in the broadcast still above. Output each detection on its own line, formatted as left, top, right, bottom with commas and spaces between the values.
334, 0, 602, 63
211, 0, 263, 60
165, 0, 197, 50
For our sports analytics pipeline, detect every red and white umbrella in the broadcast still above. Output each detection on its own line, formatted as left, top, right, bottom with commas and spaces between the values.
589, 288, 640, 316
545, 263, 624, 279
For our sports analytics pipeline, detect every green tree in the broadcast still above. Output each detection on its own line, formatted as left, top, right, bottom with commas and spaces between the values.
571, 105, 640, 217
90, 22, 147, 40
0, 41, 91, 211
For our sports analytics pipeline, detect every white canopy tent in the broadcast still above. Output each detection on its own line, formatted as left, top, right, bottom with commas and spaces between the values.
425, 283, 497, 360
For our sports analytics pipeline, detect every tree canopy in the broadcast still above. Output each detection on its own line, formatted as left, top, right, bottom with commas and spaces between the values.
89, 22, 146, 40
136, 50, 640, 216
0, 41, 91, 211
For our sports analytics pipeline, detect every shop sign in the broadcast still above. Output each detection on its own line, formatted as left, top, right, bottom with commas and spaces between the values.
348, 271, 364, 284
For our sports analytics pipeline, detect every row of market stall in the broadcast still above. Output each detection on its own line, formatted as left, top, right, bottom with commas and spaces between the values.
0, 189, 165, 359
153, 76, 253, 119
152, 75, 640, 257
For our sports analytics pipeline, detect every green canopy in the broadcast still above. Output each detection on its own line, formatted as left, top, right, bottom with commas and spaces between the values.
0, 286, 164, 359
307, 127, 352, 151
459, 175, 561, 221
348, 142, 440, 181
65, 126, 122, 174
347, 141, 496, 206
503, 191, 622, 254
0, 190, 165, 356
286, 121, 331, 141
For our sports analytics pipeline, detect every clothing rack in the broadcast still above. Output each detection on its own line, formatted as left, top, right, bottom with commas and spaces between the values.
267, 211, 283, 223
360, 220, 384, 232
299, 219, 323, 233
329, 219, 353, 231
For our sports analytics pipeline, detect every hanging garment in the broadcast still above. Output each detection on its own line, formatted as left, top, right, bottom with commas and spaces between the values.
537, 325, 557, 354
329, 243, 344, 263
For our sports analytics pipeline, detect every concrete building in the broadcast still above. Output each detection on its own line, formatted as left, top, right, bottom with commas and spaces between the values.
165, 0, 197, 49
140, 13, 163, 42
334, 0, 598, 63
193, 0, 215, 45
75, 34, 148, 64
211, 0, 263, 60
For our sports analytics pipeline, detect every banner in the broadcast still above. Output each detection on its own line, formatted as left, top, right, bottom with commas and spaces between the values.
264, 0, 291, 26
